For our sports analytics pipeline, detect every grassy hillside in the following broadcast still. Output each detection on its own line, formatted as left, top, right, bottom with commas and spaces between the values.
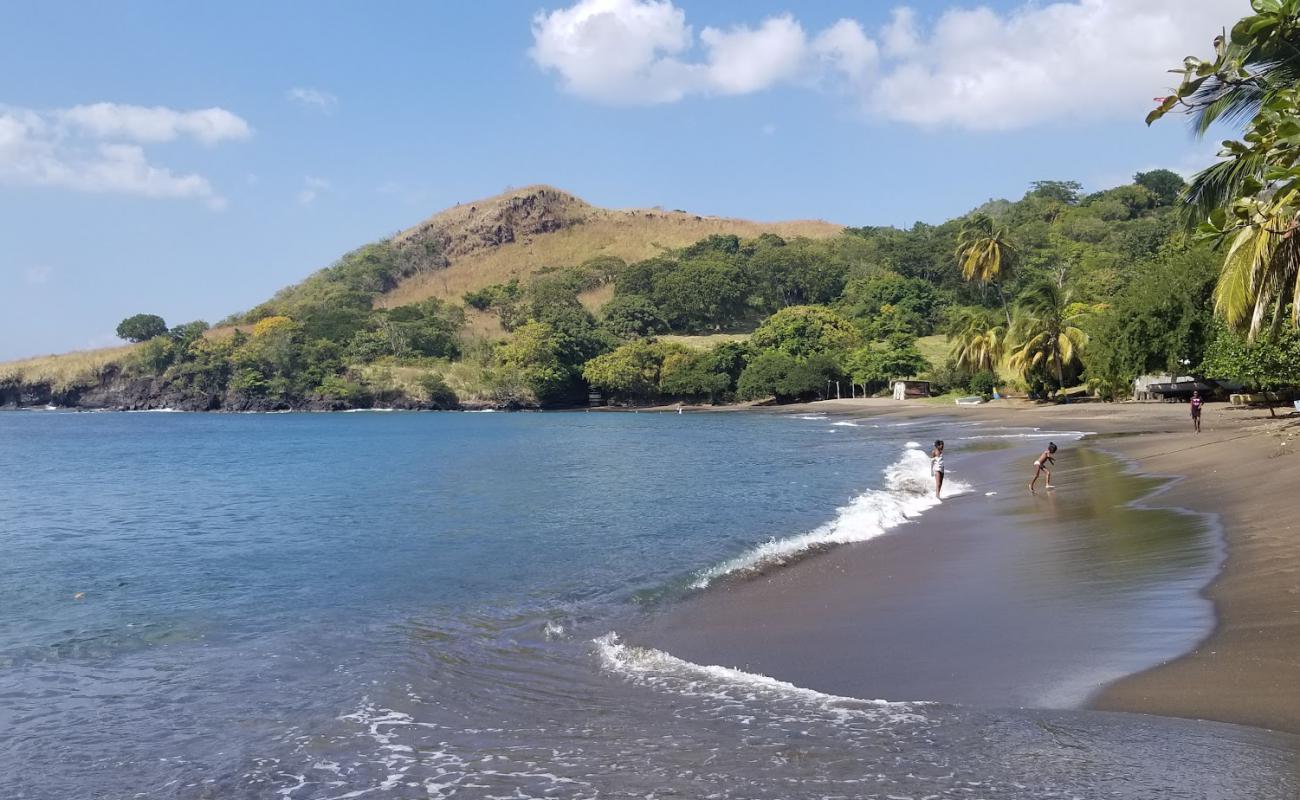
378, 187, 841, 308
0, 345, 138, 389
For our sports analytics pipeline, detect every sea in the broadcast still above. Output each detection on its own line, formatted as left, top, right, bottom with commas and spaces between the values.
0, 410, 1294, 799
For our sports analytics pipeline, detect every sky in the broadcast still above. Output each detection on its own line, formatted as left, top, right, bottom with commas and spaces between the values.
0, 0, 1244, 361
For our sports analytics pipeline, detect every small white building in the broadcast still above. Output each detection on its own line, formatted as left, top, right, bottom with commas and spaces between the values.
892, 380, 931, 400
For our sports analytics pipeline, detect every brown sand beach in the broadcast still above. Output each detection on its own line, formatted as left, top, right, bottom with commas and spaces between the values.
638, 398, 1300, 735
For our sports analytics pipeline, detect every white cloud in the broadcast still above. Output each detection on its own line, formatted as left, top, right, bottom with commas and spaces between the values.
700, 15, 808, 95
0, 102, 246, 208
812, 19, 878, 84
529, 0, 1239, 130
58, 103, 250, 144
869, 1, 1237, 130
287, 87, 339, 114
529, 0, 697, 104
297, 175, 330, 205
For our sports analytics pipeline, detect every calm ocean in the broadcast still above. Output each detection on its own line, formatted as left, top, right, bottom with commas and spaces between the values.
0, 410, 1293, 798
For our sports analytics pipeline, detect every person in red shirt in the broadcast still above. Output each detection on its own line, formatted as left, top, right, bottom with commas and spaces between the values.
1190, 390, 1204, 434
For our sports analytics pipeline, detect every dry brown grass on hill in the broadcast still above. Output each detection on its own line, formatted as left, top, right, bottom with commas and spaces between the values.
377, 185, 841, 308
657, 333, 752, 349
0, 345, 138, 388
577, 283, 615, 314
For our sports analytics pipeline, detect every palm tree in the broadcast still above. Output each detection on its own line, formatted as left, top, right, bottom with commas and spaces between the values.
1007, 281, 1090, 393
1178, 16, 1300, 222
955, 214, 1016, 325
947, 307, 1005, 374
1212, 198, 1300, 338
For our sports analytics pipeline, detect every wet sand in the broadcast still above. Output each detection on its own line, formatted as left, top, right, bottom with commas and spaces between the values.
637, 439, 1222, 709
649, 399, 1300, 734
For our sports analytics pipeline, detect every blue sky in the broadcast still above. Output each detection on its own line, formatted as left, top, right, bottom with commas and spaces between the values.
1, 0, 1239, 360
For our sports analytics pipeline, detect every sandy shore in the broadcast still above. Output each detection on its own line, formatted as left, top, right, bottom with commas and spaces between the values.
662, 397, 1300, 734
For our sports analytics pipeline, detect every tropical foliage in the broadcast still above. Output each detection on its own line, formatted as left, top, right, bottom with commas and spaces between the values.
1150, 0, 1300, 339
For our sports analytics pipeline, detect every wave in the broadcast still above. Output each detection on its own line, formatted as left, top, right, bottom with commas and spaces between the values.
958, 429, 1093, 440
689, 446, 969, 589
593, 633, 927, 724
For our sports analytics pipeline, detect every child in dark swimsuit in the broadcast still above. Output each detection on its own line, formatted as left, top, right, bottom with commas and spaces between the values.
1190, 391, 1203, 434
1029, 442, 1057, 493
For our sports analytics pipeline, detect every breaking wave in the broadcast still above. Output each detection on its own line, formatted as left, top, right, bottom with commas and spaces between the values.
690, 445, 968, 588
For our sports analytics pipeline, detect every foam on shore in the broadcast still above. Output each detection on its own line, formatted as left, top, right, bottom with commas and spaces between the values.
689, 445, 969, 589
593, 632, 927, 724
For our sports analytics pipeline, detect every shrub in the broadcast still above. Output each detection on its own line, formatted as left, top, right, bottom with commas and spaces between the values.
968, 370, 997, 397
416, 374, 459, 408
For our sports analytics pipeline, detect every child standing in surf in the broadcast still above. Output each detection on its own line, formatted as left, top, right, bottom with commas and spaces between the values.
930, 440, 945, 499
1029, 442, 1057, 493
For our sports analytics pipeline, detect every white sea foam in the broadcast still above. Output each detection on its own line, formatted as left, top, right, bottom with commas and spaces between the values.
593, 633, 926, 724
958, 430, 1093, 440
831, 420, 860, 427
689, 445, 968, 589
792, 414, 827, 420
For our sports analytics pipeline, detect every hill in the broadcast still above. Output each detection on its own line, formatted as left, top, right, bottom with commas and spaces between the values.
374, 185, 841, 308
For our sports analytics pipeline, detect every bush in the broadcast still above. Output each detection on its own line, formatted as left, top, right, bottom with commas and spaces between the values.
968, 370, 997, 397
131, 335, 176, 373
416, 374, 459, 408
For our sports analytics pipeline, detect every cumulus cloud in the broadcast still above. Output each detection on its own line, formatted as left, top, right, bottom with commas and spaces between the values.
57, 103, 251, 144
0, 102, 247, 208
287, 87, 339, 114
529, 0, 1238, 130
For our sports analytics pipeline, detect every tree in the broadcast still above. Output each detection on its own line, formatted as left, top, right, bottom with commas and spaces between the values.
749, 306, 861, 359
1007, 281, 1091, 392
1134, 169, 1187, 206
658, 349, 731, 402
836, 271, 941, 337
1029, 181, 1083, 205
581, 340, 675, 403
845, 336, 929, 388
1083, 246, 1219, 395
947, 307, 1006, 374
600, 295, 669, 339
1200, 324, 1300, 415
495, 321, 572, 404
736, 351, 840, 403
1148, 3, 1300, 338
955, 214, 1016, 324
116, 313, 168, 343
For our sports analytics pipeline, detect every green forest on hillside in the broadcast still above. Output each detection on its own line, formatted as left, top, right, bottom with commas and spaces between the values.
88, 166, 1294, 410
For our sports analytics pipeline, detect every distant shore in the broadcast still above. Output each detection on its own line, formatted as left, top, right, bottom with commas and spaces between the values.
657, 398, 1300, 735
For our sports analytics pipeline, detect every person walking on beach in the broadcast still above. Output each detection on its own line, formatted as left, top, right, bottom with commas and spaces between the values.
1190, 390, 1203, 434
930, 440, 945, 499
1029, 442, 1057, 493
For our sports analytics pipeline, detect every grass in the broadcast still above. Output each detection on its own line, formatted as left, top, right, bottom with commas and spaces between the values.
0, 345, 137, 389
357, 360, 518, 404
915, 334, 949, 369
657, 332, 751, 349
377, 186, 842, 308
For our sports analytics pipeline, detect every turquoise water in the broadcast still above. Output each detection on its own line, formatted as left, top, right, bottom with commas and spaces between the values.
0, 411, 1294, 798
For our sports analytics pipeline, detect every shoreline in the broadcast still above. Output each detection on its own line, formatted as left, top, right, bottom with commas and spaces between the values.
746, 398, 1300, 734
634, 425, 1225, 714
